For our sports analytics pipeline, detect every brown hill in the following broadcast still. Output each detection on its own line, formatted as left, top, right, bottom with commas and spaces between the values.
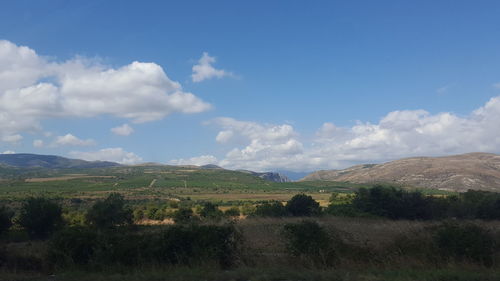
300, 153, 500, 192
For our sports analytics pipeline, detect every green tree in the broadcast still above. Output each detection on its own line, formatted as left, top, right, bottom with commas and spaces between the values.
252, 201, 287, 217
17, 197, 63, 239
198, 202, 223, 220
0, 205, 13, 236
172, 208, 196, 224
85, 193, 132, 229
286, 194, 321, 216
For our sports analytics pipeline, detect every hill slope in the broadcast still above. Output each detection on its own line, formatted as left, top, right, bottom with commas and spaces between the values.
0, 153, 120, 169
300, 153, 500, 192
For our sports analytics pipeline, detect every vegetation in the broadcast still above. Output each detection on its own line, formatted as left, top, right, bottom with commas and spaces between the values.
282, 220, 337, 267
2, 166, 500, 280
0, 205, 13, 236
85, 193, 133, 229
17, 197, 63, 239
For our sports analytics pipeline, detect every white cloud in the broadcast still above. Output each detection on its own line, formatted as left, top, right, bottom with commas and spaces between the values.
1, 150, 15, 154
179, 95, 500, 172
53, 134, 95, 147
191, 52, 233, 82
0, 40, 211, 143
33, 139, 44, 148
1, 134, 23, 144
111, 123, 134, 136
169, 155, 218, 166
70, 148, 142, 165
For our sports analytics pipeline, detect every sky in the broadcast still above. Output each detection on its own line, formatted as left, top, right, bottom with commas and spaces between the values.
1, 0, 500, 172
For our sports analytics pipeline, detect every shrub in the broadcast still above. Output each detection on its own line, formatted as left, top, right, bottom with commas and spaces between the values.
85, 193, 132, 229
433, 222, 495, 266
48, 224, 241, 269
286, 194, 321, 217
224, 207, 240, 217
282, 220, 337, 267
0, 205, 13, 236
172, 208, 196, 224
252, 201, 287, 217
241, 203, 256, 215
198, 202, 224, 220
17, 197, 63, 239
49, 227, 99, 267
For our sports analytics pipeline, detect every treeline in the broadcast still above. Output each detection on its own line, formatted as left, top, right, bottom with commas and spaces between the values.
329, 185, 500, 220
250, 186, 500, 220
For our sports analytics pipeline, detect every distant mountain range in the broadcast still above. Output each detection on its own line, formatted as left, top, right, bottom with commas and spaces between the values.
5, 152, 500, 190
0, 153, 291, 183
0, 153, 120, 169
300, 152, 500, 192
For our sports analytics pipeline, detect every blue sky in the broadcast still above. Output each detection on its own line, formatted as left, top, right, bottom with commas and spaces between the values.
1, 0, 500, 172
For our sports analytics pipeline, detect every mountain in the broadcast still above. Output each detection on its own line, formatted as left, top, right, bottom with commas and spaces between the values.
0, 153, 120, 169
300, 153, 500, 192
237, 170, 291, 183
276, 170, 310, 181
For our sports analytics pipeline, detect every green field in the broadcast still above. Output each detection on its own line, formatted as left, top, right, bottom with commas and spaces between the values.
0, 165, 371, 204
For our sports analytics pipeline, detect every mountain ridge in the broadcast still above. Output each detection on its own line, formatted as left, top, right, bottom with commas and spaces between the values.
300, 152, 500, 192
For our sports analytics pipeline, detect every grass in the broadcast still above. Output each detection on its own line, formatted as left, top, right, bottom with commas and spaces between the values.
2, 266, 500, 281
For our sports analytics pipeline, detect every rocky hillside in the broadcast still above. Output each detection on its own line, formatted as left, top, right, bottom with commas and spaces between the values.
238, 170, 291, 183
300, 153, 500, 192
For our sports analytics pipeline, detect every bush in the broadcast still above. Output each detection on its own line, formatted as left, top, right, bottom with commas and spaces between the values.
252, 201, 287, 217
85, 193, 132, 229
49, 224, 241, 269
198, 202, 224, 220
17, 197, 63, 239
0, 205, 13, 236
433, 222, 495, 266
286, 194, 321, 217
49, 227, 99, 267
224, 207, 240, 217
282, 220, 337, 267
172, 208, 196, 224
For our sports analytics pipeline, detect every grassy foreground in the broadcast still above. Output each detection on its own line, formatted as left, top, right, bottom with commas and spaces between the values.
2, 267, 500, 281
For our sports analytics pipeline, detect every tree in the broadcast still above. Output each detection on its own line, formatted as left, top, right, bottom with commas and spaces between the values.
198, 202, 223, 220
286, 194, 321, 216
252, 201, 287, 217
0, 205, 13, 236
172, 208, 196, 224
17, 197, 63, 239
85, 193, 132, 229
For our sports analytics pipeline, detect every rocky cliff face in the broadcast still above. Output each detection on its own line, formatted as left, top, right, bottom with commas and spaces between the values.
237, 170, 291, 183
255, 172, 291, 183
300, 153, 500, 192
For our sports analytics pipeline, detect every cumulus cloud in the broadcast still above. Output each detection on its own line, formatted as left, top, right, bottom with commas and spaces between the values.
111, 123, 134, 136
1, 134, 23, 144
191, 52, 233, 82
53, 134, 95, 147
169, 155, 218, 166
0, 40, 211, 143
178, 96, 500, 172
70, 148, 142, 165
